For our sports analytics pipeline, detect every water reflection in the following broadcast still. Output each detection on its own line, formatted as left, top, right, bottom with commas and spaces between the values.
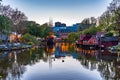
0, 42, 119, 80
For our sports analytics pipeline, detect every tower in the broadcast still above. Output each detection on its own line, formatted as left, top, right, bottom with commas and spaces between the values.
48, 17, 53, 27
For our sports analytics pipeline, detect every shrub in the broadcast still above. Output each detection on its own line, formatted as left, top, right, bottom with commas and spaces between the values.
27, 42, 34, 45
104, 32, 113, 37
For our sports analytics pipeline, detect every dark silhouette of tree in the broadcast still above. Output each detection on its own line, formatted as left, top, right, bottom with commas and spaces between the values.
16, 21, 28, 34
81, 18, 90, 25
11, 9, 27, 33
0, 4, 27, 34
90, 17, 97, 25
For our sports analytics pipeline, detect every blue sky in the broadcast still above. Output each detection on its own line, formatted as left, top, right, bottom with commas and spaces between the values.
2, 0, 112, 25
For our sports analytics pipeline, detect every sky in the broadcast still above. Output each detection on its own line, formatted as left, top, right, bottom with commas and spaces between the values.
1, 0, 112, 26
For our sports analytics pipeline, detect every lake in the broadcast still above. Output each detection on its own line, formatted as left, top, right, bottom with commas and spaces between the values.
0, 42, 120, 80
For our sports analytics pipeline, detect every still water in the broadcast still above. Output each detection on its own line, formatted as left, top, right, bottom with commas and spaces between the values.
0, 42, 120, 80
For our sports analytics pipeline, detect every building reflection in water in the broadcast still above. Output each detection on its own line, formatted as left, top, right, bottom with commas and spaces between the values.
46, 42, 120, 80
0, 42, 119, 80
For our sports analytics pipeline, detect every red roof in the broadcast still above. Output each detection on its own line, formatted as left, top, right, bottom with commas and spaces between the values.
82, 33, 92, 41
86, 36, 98, 45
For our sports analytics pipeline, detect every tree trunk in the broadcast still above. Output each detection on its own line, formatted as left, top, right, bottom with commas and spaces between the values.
118, 30, 120, 42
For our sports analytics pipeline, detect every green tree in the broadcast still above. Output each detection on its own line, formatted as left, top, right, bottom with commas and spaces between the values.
82, 26, 100, 35
27, 21, 50, 38
99, 11, 112, 32
27, 21, 39, 37
0, 15, 13, 43
40, 23, 50, 38
0, 15, 12, 34
113, 7, 120, 36
21, 33, 39, 45
68, 32, 79, 41
98, 0, 120, 36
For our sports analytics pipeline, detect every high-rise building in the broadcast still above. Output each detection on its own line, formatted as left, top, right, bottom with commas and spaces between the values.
55, 22, 66, 27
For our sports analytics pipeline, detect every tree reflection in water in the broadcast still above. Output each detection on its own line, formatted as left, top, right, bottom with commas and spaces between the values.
77, 48, 120, 80
0, 42, 119, 80
0, 48, 45, 80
